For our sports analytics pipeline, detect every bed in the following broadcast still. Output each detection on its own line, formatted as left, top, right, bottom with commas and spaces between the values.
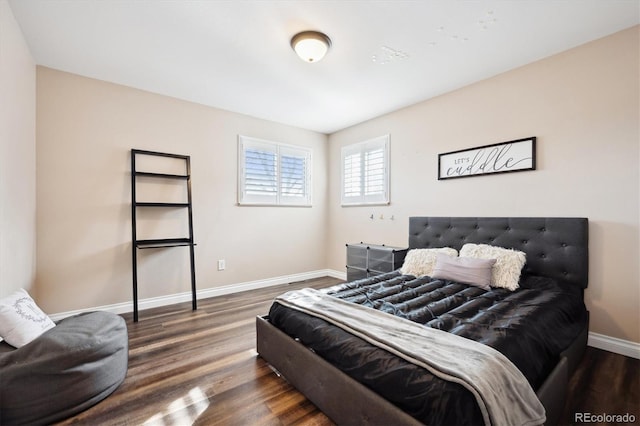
256, 217, 589, 425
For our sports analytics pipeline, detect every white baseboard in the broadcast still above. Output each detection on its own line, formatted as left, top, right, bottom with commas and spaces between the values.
327, 269, 347, 281
588, 332, 640, 359
50, 270, 639, 360
50, 269, 344, 321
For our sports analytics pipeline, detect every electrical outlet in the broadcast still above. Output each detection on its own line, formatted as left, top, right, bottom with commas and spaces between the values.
217, 259, 225, 271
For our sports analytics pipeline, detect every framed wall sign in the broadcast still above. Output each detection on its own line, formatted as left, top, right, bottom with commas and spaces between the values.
438, 137, 536, 180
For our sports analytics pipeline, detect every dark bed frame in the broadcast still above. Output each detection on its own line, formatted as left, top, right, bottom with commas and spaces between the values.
257, 217, 589, 425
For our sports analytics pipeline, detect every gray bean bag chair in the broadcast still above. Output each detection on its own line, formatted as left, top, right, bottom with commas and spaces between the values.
0, 311, 128, 425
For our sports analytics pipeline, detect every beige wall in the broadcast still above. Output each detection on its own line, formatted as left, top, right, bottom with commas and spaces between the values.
31, 24, 640, 344
36, 67, 328, 313
0, 0, 36, 297
327, 26, 639, 343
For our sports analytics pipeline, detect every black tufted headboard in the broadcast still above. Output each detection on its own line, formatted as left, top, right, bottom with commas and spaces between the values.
408, 217, 589, 289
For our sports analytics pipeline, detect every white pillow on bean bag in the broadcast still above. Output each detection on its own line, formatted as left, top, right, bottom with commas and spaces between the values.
0, 289, 55, 347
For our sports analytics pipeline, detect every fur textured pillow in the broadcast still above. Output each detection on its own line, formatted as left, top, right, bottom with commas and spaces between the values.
431, 254, 496, 290
400, 247, 458, 277
459, 243, 526, 290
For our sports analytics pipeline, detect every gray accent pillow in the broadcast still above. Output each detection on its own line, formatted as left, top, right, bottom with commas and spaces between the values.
431, 254, 497, 290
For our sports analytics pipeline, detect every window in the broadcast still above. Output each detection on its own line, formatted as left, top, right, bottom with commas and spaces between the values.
238, 135, 312, 206
341, 135, 390, 206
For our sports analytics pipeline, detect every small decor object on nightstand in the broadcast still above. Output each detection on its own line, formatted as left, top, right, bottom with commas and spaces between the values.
346, 243, 408, 282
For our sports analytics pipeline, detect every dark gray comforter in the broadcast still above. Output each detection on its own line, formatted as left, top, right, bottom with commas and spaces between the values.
269, 271, 588, 425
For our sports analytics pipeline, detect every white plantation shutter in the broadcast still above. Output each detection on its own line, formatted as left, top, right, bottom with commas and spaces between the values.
341, 135, 390, 205
279, 146, 310, 204
243, 142, 278, 204
343, 151, 362, 199
239, 136, 312, 206
364, 147, 385, 196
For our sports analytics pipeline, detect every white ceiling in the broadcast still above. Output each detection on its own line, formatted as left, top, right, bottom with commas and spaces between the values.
8, 0, 640, 134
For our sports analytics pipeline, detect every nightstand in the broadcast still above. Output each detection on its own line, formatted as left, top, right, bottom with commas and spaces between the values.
346, 243, 408, 282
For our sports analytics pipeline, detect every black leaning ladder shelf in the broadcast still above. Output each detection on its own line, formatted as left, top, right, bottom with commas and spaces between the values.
130, 149, 197, 322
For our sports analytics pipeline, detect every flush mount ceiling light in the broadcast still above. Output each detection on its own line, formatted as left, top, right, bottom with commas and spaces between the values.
290, 31, 331, 63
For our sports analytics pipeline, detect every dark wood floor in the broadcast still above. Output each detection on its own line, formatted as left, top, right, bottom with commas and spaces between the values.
562, 343, 639, 425
58, 277, 639, 426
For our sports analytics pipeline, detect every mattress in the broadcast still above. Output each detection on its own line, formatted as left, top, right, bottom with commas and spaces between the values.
268, 271, 588, 425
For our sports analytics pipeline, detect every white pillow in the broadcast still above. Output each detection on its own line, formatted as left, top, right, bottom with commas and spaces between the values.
0, 289, 56, 348
400, 247, 458, 277
459, 243, 526, 291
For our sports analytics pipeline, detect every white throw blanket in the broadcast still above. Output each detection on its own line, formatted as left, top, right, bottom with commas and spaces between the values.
275, 288, 545, 426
